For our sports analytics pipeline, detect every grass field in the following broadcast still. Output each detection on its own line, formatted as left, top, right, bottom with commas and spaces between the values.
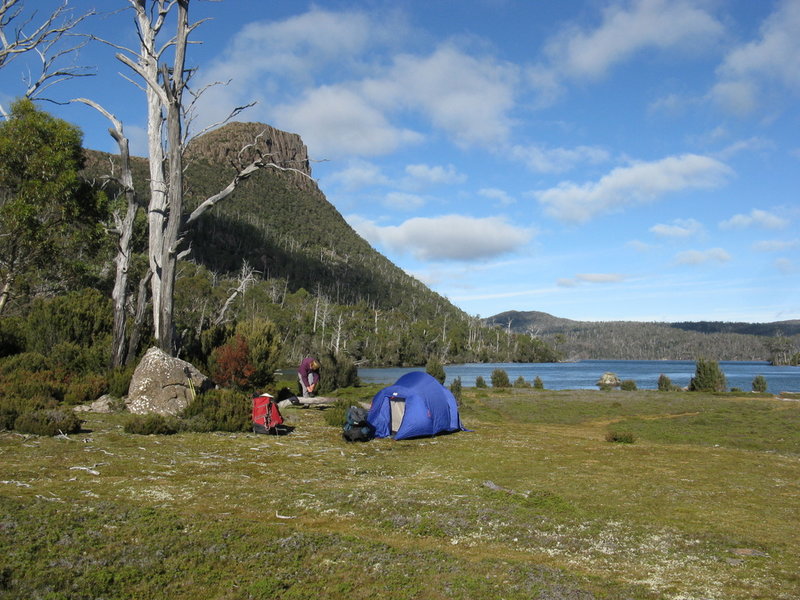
1, 388, 799, 599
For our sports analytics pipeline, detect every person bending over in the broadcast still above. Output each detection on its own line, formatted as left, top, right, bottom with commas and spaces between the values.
298, 357, 321, 397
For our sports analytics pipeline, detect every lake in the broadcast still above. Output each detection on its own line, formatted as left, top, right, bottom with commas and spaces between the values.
358, 360, 800, 395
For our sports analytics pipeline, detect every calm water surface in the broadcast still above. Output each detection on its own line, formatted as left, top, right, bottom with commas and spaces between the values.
358, 360, 800, 395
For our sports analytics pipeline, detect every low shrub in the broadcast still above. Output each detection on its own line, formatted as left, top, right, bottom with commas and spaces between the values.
324, 399, 350, 428
689, 358, 727, 392
475, 375, 487, 388
0, 352, 51, 376
450, 376, 462, 405
425, 357, 446, 384
107, 365, 135, 398
605, 430, 636, 444
491, 369, 510, 388
0, 405, 19, 430
0, 368, 66, 406
620, 379, 638, 391
0, 316, 24, 358
180, 388, 250, 432
752, 375, 768, 393
533, 376, 544, 390
318, 352, 359, 394
64, 373, 109, 405
513, 375, 530, 388
14, 408, 83, 436
124, 413, 180, 435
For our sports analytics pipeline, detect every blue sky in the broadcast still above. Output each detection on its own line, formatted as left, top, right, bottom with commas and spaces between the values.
2, 0, 799, 322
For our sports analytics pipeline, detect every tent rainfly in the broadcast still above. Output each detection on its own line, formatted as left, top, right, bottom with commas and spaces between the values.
367, 371, 465, 440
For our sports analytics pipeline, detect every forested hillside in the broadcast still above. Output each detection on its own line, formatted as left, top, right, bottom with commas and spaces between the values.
77, 122, 558, 369
484, 310, 800, 363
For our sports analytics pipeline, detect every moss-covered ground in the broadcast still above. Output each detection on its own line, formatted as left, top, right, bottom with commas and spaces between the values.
1, 388, 798, 599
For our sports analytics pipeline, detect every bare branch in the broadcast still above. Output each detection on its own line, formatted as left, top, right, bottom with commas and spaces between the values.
0, 0, 95, 109
214, 261, 257, 326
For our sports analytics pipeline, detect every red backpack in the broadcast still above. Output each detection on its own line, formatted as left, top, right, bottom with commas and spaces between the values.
252, 394, 284, 434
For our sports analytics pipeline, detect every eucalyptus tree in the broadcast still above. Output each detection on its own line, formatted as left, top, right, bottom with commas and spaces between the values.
0, 99, 104, 314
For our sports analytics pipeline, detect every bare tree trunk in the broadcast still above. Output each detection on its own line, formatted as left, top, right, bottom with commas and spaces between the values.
125, 270, 152, 365
0, 273, 13, 314
74, 98, 140, 368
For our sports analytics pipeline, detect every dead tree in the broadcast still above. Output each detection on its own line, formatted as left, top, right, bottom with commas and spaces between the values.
0, 0, 93, 116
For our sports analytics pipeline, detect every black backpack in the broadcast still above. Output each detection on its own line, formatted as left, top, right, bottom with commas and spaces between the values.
342, 406, 375, 442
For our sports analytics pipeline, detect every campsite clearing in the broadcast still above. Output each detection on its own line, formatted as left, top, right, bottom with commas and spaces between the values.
1, 388, 798, 599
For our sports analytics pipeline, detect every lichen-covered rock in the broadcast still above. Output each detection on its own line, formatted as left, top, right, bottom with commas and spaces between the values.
596, 372, 621, 387
126, 347, 210, 415
74, 394, 116, 413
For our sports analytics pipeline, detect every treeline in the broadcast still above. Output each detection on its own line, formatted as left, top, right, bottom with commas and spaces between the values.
485, 311, 800, 364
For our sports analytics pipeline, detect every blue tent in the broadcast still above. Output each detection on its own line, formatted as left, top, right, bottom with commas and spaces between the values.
367, 371, 464, 440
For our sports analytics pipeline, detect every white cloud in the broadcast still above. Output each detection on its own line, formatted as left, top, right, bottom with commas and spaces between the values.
712, 0, 800, 114
545, 0, 722, 80
719, 209, 789, 230
510, 143, 610, 174
384, 192, 425, 211
347, 214, 532, 261
576, 273, 626, 283
534, 154, 733, 223
709, 80, 759, 116
328, 160, 390, 190
675, 247, 731, 265
752, 239, 799, 252
650, 218, 704, 238
272, 85, 423, 156
205, 8, 393, 81
479, 188, 516, 206
372, 44, 518, 147
557, 273, 625, 287
627, 240, 656, 252
404, 163, 466, 185
775, 258, 797, 274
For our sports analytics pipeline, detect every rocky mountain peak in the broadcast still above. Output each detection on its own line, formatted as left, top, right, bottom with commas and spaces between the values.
186, 121, 314, 190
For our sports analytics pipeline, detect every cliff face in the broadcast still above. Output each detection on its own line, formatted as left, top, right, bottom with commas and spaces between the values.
185, 121, 314, 191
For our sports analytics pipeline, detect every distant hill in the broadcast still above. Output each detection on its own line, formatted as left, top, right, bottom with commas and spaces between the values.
483, 310, 800, 362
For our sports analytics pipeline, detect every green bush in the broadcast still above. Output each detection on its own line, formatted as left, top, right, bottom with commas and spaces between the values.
124, 413, 180, 435
0, 404, 19, 430
491, 369, 510, 388
0, 316, 24, 358
620, 379, 638, 391
64, 373, 109, 405
752, 375, 768, 393
318, 352, 359, 394
689, 358, 727, 392
14, 408, 83, 436
513, 375, 530, 388
323, 399, 351, 428
605, 430, 636, 444
657, 373, 673, 391
425, 356, 446, 384
107, 365, 135, 398
450, 376, 462, 405
533, 376, 544, 390
0, 352, 52, 376
236, 318, 280, 389
0, 364, 66, 407
24, 289, 112, 372
180, 388, 250, 432
475, 375, 487, 388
